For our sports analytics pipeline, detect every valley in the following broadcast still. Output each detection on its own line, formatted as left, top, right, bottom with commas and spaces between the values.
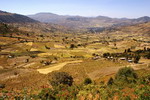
0, 10, 150, 99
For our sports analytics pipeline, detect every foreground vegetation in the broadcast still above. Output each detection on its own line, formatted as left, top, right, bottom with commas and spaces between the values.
0, 67, 149, 100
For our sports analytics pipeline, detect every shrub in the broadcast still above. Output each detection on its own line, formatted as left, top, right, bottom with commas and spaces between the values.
0, 23, 10, 36
38, 88, 56, 100
115, 67, 138, 83
50, 72, 73, 87
144, 52, 150, 59
134, 85, 150, 100
107, 77, 114, 85
139, 75, 150, 84
0, 84, 5, 89
103, 53, 110, 58
70, 44, 76, 49
54, 85, 79, 99
84, 78, 92, 85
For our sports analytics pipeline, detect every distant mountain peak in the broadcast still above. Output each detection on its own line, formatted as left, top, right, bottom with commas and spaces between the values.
33, 12, 59, 16
96, 15, 111, 18
135, 16, 150, 22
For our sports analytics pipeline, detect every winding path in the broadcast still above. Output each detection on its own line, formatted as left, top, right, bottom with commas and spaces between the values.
37, 60, 83, 74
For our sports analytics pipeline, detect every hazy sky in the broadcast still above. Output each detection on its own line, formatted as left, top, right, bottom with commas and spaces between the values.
0, 0, 150, 18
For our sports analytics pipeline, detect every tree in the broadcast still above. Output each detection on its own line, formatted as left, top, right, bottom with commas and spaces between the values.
114, 42, 116, 47
50, 72, 73, 87
84, 78, 92, 85
107, 77, 114, 85
124, 49, 127, 53
0, 23, 10, 36
103, 53, 110, 58
115, 67, 138, 83
144, 47, 147, 51
134, 55, 141, 63
127, 48, 131, 52
70, 44, 76, 49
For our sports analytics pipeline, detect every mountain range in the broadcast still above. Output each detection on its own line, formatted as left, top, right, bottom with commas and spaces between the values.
0, 10, 71, 34
0, 10, 150, 36
28, 13, 150, 29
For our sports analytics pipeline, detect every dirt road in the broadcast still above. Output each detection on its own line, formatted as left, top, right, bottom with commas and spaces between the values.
37, 60, 83, 74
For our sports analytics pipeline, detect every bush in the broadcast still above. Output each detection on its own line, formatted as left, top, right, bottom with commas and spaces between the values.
0, 23, 10, 36
54, 85, 79, 99
103, 53, 110, 58
38, 88, 56, 100
70, 44, 76, 49
139, 75, 150, 84
134, 85, 150, 100
107, 77, 114, 85
84, 78, 92, 85
115, 67, 138, 83
50, 72, 73, 87
0, 84, 5, 89
144, 52, 150, 59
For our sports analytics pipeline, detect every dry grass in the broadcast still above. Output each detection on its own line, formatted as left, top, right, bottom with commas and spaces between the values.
59, 59, 129, 83
0, 27, 150, 90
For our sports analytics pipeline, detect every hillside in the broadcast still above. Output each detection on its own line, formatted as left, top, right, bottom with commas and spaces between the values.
0, 22, 70, 37
0, 10, 38, 23
28, 12, 150, 29
105, 22, 150, 37
11, 23, 72, 35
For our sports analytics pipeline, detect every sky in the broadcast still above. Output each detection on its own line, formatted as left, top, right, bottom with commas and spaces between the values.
0, 0, 150, 18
